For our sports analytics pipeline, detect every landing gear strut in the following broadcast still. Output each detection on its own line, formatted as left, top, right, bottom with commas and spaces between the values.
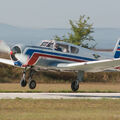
20, 67, 36, 89
71, 71, 84, 92
20, 67, 27, 87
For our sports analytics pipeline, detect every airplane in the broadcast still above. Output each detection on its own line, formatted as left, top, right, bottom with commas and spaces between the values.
0, 39, 120, 92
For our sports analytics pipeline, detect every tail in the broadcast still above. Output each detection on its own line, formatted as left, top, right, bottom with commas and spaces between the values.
114, 38, 120, 58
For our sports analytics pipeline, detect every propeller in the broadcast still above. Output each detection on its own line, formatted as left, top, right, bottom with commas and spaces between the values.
0, 40, 11, 53
0, 40, 29, 65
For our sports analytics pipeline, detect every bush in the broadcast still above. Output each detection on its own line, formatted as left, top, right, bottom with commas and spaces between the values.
0, 64, 120, 83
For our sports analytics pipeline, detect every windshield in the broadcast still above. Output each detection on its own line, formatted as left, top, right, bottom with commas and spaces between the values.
46, 42, 54, 48
40, 42, 49, 47
40, 41, 54, 49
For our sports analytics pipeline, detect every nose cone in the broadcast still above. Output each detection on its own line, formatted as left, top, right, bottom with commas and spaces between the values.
10, 51, 13, 55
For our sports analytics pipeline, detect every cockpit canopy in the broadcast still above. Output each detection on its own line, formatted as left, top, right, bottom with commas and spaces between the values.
40, 40, 79, 54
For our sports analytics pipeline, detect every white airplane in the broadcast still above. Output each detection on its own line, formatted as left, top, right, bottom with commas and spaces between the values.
0, 39, 120, 92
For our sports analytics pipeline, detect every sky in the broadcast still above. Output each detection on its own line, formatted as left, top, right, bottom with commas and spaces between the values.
0, 0, 120, 28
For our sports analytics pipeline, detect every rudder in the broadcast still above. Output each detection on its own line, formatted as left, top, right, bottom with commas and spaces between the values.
114, 38, 120, 58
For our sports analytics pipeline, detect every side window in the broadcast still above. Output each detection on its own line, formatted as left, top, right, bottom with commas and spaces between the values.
54, 44, 62, 52
71, 46, 79, 54
54, 44, 69, 53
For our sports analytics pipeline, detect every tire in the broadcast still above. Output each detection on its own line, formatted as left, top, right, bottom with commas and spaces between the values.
29, 80, 36, 89
71, 80, 79, 92
20, 79, 27, 87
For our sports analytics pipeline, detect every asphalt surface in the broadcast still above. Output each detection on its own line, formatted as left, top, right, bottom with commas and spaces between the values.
0, 93, 120, 99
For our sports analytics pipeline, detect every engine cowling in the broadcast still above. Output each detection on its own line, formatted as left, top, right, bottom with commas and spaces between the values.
10, 45, 22, 61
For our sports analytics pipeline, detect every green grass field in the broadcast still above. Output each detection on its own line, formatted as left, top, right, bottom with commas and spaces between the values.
0, 83, 120, 93
0, 99, 120, 120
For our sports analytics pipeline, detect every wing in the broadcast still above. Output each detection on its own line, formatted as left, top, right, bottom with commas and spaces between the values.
57, 58, 120, 72
0, 58, 14, 66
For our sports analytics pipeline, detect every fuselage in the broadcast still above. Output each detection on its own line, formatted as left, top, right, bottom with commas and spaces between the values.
10, 40, 114, 70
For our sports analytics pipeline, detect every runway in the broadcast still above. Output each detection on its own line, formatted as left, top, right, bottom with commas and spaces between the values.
0, 93, 120, 99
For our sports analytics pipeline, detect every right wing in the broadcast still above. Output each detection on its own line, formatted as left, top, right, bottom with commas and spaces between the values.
0, 58, 14, 66
57, 58, 120, 72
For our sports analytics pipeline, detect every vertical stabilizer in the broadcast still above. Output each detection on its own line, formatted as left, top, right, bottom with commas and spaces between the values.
114, 38, 120, 58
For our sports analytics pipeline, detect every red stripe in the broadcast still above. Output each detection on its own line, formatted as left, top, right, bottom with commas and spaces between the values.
27, 53, 86, 65
115, 66, 120, 69
117, 48, 120, 50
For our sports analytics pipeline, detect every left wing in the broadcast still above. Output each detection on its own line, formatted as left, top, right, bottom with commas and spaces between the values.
57, 58, 120, 72
0, 58, 14, 66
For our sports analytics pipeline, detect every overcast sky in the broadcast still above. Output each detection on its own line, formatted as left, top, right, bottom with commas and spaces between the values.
0, 0, 120, 28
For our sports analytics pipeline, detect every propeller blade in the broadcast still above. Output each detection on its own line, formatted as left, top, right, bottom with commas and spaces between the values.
15, 53, 29, 64
0, 40, 11, 53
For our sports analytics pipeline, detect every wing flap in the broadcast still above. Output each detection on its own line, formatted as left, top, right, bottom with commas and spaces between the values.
57, 58, 120, 72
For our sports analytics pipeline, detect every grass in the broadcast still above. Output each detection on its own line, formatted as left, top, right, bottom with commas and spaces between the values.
0, 99, 120, 120
1, 83, 120, 93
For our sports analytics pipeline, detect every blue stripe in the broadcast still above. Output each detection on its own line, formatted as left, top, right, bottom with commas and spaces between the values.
14, 61, 22, 67
114, 51, 120, 58
25, 48, 96, 61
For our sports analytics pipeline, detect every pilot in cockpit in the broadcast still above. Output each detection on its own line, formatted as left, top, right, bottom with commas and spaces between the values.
54, 44, 62, 52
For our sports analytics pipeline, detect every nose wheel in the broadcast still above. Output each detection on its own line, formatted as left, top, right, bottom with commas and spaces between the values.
20, 79, 27, 87
20, 67, 36, 89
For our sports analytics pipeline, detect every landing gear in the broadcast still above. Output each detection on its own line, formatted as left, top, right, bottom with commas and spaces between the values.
20, 67, 27, 87
71, 71, 84, 92
29, 80, 36, 89
71, 80, 79, 92
20, 67, 36, 89
28, 68, 36, 89
20, 79, 27, 87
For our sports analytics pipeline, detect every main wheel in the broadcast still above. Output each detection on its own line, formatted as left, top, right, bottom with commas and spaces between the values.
20, 79, 27, 87
29, 80, 36, 89
71, 80, 79, 92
